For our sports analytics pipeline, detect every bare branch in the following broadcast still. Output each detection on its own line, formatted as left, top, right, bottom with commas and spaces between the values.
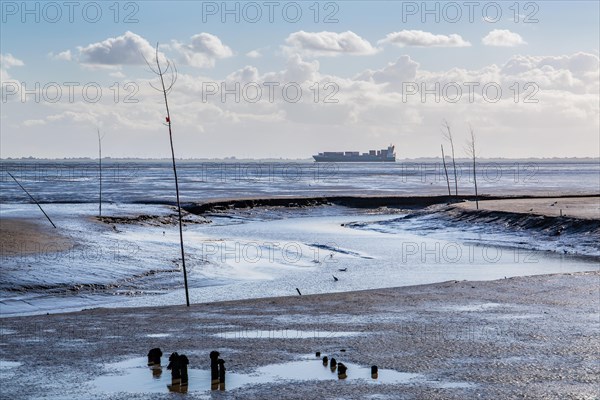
441, 119, 453, 143
145, 43, 178, 98
441, 119, 459, 197
142, 52, 160, 75
148, 81, 161, 92
441, 144, 452, 197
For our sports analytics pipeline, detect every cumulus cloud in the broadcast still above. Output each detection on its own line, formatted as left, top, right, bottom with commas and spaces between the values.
500, 52, 599, 93
358, 52, 598, 96
355, 55, 419, 91
78, 31, 156, 66
0, 53, 24, 81
281, 54, 321, 82
246, 50, 262, 58
109, 71, 126, 78
482, 29, 526, 47
284, 31, 378, 57
379, 30, 471, 48
226, 65, 260, 83
7, 47, 598, 158
0, 53, 24, 68
503, 52, 599, 75
172, 33, 233, 68
49, 50, 72, 61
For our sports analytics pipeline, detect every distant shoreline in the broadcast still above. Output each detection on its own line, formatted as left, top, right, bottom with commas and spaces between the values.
2, 157, 600, 162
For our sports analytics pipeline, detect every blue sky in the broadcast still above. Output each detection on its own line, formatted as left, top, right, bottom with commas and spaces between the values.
1, 1, 599, 158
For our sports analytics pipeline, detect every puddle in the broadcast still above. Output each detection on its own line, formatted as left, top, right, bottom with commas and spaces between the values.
444, 303, 504, 312
247, 358, 421, 385
215, 330, 361, 339
0, 360, 22, 370
433, 381, 474, 389
91, 356, 473, 394
273, 314, 373, 325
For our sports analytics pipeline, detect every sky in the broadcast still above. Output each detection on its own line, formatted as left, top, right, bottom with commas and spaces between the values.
1, 0, 599, 159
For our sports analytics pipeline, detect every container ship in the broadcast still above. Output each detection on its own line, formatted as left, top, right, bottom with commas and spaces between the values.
313, 144, 396, 162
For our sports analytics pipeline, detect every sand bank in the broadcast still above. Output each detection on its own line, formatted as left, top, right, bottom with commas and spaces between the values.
0, 271, 597, 399
455, 196, 600, 220
0, 218, 73, 256
184, 194, 600, 216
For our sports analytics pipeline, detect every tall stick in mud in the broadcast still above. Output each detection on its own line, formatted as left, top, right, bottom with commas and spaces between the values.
97, 128, 104, 217
145, 44, 190, 307
466, 124, 479, 209
442, 120, 458, 198
441, 144, 451, 197
7, 171, 57, 228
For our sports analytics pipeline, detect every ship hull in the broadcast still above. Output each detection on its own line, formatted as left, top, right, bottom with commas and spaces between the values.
313, 155, 395, 162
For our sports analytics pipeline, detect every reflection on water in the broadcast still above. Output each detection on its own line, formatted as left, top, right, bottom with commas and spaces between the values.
215, 329, 361, 339
91, 355, 474, 394
2, 202, 598, 318
167, 382, 188, 393
150, 365, 162, 379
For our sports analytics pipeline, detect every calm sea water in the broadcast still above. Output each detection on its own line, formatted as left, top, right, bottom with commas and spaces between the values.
1, 159, 598, 316
1, 159, 598, 204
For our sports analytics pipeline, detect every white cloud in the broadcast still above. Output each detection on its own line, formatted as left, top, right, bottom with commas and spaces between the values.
504, 52, 599, 75
109, 71, 126, 78
379, 30, 471, 48
246, 50, 262, 58
172, 33, 233, 68
49, 50, 72, 61
482, 29, 526, 47
226, 65, 260, 83
78, 31, 156, 66
284, 31, 379, 57
282, 55, 320, 82
355, 55, 419, 91
0, 53, 24, 68
5, 49, 598, 159
23, 119, 47, 127
0, 53, 24, 81
500, 52, 599, 93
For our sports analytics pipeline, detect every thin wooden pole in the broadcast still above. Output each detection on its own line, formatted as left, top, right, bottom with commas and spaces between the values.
7, 171, 56, 228
97, 128, 102, 217
441, 144, 451, 197
469, 126, 479, 209
155, 47, 190, 307
442, 120, 459, 198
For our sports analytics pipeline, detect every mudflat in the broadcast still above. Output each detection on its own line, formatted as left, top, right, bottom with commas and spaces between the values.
455, 196, 600, 219
0, 271, 597, 399
0, 218, 73, 256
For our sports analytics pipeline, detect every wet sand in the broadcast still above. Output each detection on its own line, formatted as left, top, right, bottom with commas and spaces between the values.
0, 218, 73, 256
1, 196, 598, 398
0, 271, 598, 399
